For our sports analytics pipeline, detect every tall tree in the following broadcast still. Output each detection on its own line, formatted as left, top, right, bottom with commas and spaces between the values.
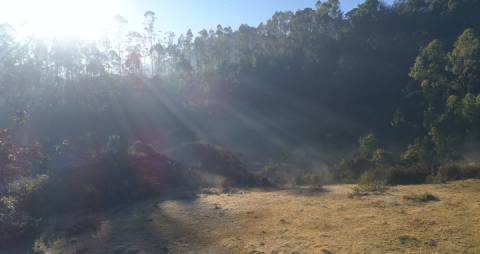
113, 14, 128, 74
144, 11, 157, 76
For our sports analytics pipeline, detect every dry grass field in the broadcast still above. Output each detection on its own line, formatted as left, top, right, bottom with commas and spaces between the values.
31, 180, 480, 254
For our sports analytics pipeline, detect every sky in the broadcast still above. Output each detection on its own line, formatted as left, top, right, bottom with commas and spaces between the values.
117, 0, 394, 35
0, 0, 394, 39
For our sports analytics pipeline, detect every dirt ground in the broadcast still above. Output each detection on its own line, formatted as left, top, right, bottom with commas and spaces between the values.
20, 179, 480, 254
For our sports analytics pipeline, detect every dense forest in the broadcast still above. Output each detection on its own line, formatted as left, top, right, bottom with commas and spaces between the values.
1, 0, 480, 248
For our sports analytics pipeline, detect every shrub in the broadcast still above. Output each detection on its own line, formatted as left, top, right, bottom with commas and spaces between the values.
334, 133, 397, 183
460, 164, 480, 178
387, 164, 433, 185
348, 171, 388, 198
403, 192, 439, 202
334, 156, 372, 182
36, 143, 190, 215
0, 128, 46, 186
0, 175, 49, 247
400, 139, 436, 166
0, 127, 47, 247
258, 162, 289, 186
169, 142, 255, 186
429, 164, 480, 183
302, 173, 325, 189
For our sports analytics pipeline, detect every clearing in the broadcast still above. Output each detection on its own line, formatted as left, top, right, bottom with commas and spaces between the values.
20, 180, 480, 254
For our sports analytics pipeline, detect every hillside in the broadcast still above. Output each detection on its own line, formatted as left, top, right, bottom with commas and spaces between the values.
2, 0, 480, 252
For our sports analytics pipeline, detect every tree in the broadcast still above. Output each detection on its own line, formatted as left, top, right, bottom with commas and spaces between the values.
113, 14, 128, 74
405, 29, 480, 161
447, 28, 480, 95
410, 39, 449, 114
316, 0, 342, 18
144, 11, 157, 76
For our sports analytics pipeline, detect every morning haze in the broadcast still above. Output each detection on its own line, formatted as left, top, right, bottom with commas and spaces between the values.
0, 0, 478, 253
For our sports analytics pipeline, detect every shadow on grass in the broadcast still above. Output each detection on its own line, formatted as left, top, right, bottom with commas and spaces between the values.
283, 186, 330, 197
147, 197, 233, 253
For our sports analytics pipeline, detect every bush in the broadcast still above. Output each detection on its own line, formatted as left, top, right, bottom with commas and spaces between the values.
400, 139, 436, 166
334, 156, 372, 182
358, 171, 388, 193
258, 162, 289, 186
0, 128, 46, 186
334, 133, 396, 183
387, 164, 433, 185
403, 192, 439, 202
430, 164, 480, 183
0, 127, 47, 247
0, 175, 49, 247
444, 164, 480, 180
36, 144, 190, 215
169, 142, 255, 186
460, 164, 480, 178
348, 171, 388, 198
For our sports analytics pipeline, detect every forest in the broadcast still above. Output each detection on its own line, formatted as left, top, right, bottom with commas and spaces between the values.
1, 0, 480, 252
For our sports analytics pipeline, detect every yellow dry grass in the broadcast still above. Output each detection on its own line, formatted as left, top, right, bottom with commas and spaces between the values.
35, 180, 480, 254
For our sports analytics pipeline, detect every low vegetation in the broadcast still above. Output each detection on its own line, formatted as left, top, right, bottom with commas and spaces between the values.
403, 192, 439, 203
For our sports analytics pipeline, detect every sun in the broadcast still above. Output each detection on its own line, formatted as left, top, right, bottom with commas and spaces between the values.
4, 0, 115, 40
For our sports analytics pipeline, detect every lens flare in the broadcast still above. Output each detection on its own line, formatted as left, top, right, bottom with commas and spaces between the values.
3, 0, 115, 40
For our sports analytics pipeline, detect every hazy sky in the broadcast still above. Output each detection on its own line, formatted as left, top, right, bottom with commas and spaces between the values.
118, 0, 394, 35
0, 0, 394, 39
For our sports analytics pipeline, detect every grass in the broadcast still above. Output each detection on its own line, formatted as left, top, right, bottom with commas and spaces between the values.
21, 180, 480, 253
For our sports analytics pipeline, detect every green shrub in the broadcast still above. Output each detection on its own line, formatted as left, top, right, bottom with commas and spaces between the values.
348, 171, 388, 198
334, 156, 372, 182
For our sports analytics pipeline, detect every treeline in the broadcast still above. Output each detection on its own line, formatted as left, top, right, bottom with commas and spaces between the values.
1, 0, 480, 161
